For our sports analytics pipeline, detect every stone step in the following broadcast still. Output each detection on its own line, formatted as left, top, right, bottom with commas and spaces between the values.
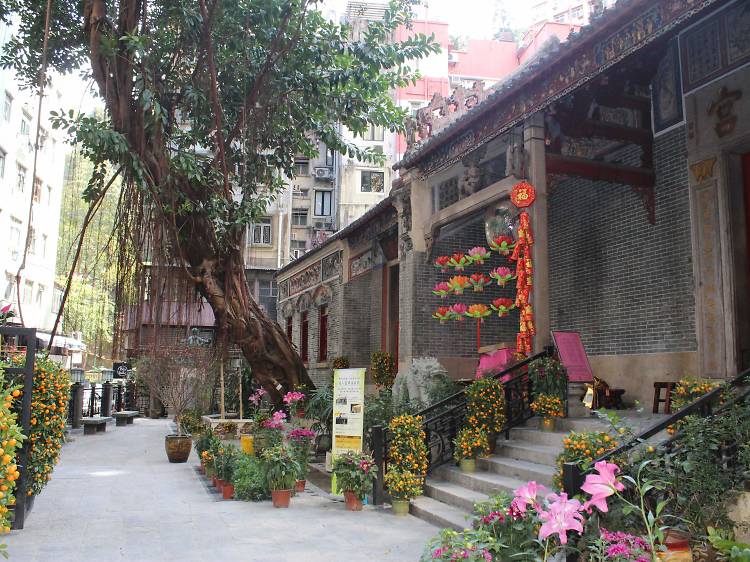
508, 426, 568, 447
526, 416, 607, 433
478, 456, 557, 487
410, 495, 471, 531
495, 440, 561, 465
424, 479, 490, 513
434, 464, 527, 496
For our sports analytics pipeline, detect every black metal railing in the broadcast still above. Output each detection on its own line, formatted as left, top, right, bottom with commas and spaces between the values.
562, 367, 750, 496
372, 347, 552, 504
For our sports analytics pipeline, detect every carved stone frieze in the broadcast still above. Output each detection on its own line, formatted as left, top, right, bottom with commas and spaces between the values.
321, 251, 343, 280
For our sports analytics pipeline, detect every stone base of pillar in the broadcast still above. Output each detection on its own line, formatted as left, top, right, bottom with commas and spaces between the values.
567, 382, 591, 418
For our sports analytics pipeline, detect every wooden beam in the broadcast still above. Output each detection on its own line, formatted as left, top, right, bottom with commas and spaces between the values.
594, 93, 651, 114
546, 153, 655, 187
562, 118, 653, 145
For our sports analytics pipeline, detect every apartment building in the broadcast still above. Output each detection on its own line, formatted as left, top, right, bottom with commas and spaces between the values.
0, 22, 66, 332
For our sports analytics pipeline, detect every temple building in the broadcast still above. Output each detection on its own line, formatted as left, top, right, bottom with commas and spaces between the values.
276, 0, 750, 406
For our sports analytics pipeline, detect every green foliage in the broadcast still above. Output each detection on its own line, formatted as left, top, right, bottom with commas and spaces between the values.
331, 357, 350, 370
528, 357, 567, 400
708, 527, 750, 561
232, 454, 270, 502
332, 451, 378, 500
194, 426, 219, 457
370, 351, 397, 389
261, 444, 300, 491
363, 388, 421, 449
305, 383, 334, 437
178, 410, 204, 436
465, 377, 506, 434
215, 444, 239, 481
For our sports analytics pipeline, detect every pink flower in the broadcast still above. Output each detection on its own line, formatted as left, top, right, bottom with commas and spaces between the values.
512, 481, 546, 513
467, 246, 490, 265
432, 282, 452, 298
538, 492, 584, 545
288, 428, 316, 443
249, 388, 267, 404
0, 304, 11, 314
282, 391, 305, 405
262, 410, 287, 429
449, 303, 468, 319
581, 461, 624, 513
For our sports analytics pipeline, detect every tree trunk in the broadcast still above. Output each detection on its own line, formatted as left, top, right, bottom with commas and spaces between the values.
83, 0, 314, 402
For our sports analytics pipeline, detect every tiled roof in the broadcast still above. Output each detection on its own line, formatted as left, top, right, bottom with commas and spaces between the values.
395, 0, 656, 170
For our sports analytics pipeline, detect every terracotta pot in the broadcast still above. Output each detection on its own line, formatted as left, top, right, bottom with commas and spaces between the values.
164, 434, 192, 463
343, 490, 363, 511
216, 479, 225, 492
222, 483, 234, 500
295, 479, 306, 493
459, 458, 476, 473
392, 499, 410, 516
271, 489, 292, 508
540, 417, 556, 432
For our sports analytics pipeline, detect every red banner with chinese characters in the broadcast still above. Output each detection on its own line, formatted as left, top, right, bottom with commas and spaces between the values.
510, 181, 536, 355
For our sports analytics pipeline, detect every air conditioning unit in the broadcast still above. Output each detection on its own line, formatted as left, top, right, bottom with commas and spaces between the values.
448, 52, 459, 64
314, 219, 334, 230
314, 167, 333, 180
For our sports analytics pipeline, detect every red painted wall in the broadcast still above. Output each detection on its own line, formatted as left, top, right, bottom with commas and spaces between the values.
518, 22, 581, 65
448, 39, 519, 80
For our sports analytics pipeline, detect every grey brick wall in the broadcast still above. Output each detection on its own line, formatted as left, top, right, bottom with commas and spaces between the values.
343, 270, 377, 368
409, 215, 519, 359
548, 126, 696, 355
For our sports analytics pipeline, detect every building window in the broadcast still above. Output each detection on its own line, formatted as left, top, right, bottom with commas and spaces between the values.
361, 170, 385, 193
9, 219, 21, 259
291, 240, 306, 259
571, 5, 583, 19
251, 217, 272, 245
16, 164, 26, 192
33, 177, 42, 203
2, 93, 11, 123
259, 280, 277, 299
362, 124, 384, 141
0, 148, 5, 178
22, 281, 33, 304
300, 311, 309, 363
36, 284, 45, 305
293, 159, 309, 177
41, 234, 47, 258
20, 116, 29, 136
318, 305, 328, 362
292, 209, 308, 226
286, 316, 293, 342
4, 274, 15, 300
553, 11, 566, 22
28, 228, 36, 255
325, 148, 335, 167
314, 190, 332, 217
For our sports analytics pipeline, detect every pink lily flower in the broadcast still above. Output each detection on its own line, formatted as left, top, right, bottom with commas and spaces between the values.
511, 481, 546, 513
538, 492, 584, 545
581, 460, 624, 513
0, 304, 11, 314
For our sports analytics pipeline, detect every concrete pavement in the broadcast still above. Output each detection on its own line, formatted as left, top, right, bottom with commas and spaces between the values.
6, 418, 438, 562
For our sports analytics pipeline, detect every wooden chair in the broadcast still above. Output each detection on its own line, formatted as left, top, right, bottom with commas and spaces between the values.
652, 382, 675, 414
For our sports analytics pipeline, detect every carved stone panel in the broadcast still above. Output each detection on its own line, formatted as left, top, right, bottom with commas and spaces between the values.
289, 262, 322, 297
349, 250, 374, 280
321, 251, 343, 280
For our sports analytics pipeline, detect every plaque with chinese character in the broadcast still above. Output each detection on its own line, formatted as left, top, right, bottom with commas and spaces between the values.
510, 181, 536, 208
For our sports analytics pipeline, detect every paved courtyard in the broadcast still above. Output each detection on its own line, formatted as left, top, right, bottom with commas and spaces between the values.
6, 418, 438, 562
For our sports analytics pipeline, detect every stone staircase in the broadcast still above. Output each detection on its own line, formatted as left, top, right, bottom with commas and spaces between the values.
410, 416, 607, 530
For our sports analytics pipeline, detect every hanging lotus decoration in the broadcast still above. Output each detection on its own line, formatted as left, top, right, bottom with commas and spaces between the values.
489, 266, 514, 287
489, 235, 515, 256
432, 306, 453, 324
448, 252, 471, 271
449, 303, 468, 320
431, 282, 451, 298
490, 297, 515, 318
447, 275, 471, 295
469, 273, 491, 292
467, 246, 490, 265
434, 255, 451, 271
466, 304, 491, 321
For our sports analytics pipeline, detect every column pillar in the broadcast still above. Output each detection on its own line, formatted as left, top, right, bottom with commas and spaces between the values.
524, 113, 551, 352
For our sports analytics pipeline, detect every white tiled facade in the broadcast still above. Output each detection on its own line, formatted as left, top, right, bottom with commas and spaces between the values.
0, 22, 66, 331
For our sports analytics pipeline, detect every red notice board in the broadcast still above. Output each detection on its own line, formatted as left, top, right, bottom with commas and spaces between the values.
551, 331, 594, 382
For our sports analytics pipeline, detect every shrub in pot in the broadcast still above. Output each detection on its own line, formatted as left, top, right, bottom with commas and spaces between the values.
216, 445, 238, 499
288, 428, 316, 492
262, 444, 300, 508
454, 427, 489, 473
465, 377, 505, 453
332, 451, 378, 511
136, 344, 216, 463
384, 470, 422, 515
232, 454, 270, 501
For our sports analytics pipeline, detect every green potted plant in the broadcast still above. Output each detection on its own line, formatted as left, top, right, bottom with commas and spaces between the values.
137, 344, 215, 463
453, 427, 489, 473
528, 356, 568, 402
216, 445, 238, 499
288, 428, 316, 492
465, 377, 506, 453
232, 455, 270, 501
332, 451, 378, 511
530, 393, 565, 432
370, 351, 396, 389
384, 470, 422, 515
305, 383, 334, 454
261, 444, 301, 508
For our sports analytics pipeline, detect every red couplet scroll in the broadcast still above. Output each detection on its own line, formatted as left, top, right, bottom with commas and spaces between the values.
551, 331, 594, 382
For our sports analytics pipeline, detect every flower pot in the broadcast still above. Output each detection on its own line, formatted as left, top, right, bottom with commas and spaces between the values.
271, 489, 292, 508
211, 476, 218, 488
392, 499, 410, 516
240, 435, 254, 456
295, 479, 306, 493
540, 417, 556, 432
459, 458, 476, 473
216, 479, 225, 493
487, 431, 497, 454
222, 483, 234, 500
164, 434, 192, 463
343, 490, 363, 511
